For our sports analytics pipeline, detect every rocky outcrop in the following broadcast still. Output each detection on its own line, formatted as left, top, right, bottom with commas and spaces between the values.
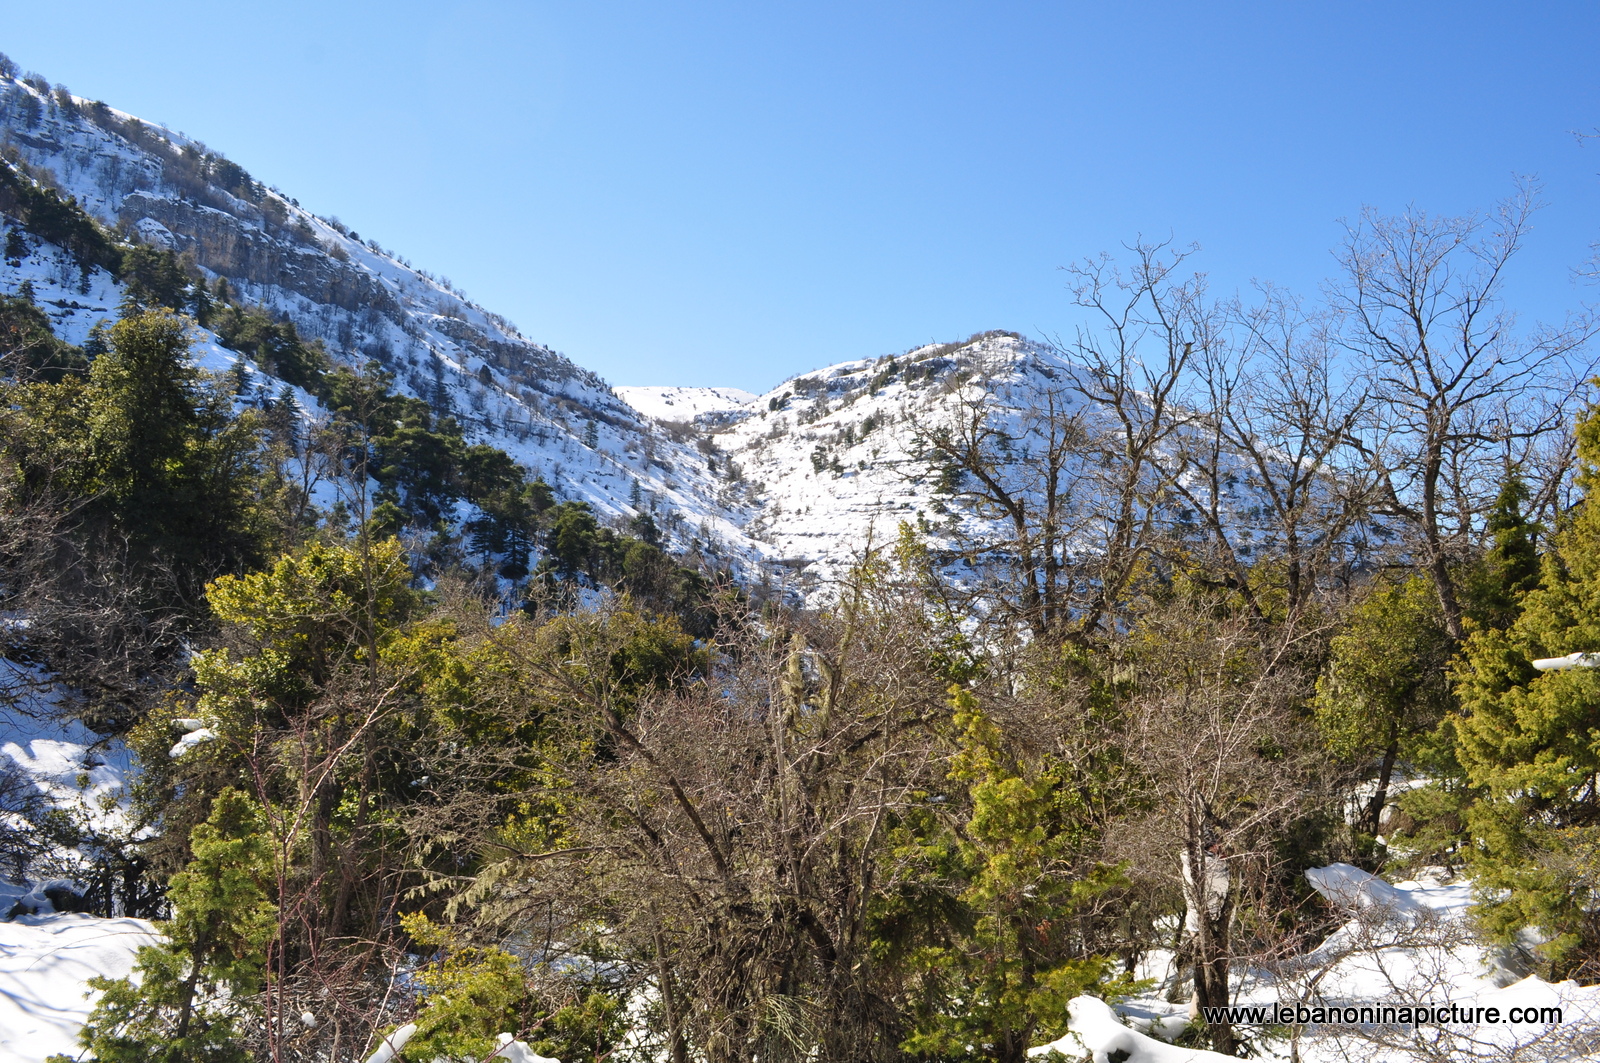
117, 191, 404, 322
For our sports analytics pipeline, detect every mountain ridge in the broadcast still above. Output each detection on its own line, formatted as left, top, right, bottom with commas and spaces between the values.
0, 69, 1269, 600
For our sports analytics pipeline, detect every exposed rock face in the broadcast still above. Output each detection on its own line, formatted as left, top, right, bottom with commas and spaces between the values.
0, 80, 602, 407
118, 191, 404, 320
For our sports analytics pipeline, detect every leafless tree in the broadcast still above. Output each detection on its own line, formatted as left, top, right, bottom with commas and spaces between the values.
911, 240, 1210, 644
1329, 187, 1595, 639
439, 567, 954, 1063
1160, 286, 1377, 620
1111, 595, 1332, 1055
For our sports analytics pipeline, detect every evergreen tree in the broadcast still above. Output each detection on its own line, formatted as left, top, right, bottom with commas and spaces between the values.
54, 789, 276, 1063
3, 309, 270, 605
1314, 577, 1455, 838
119, 245, 191, 313
891, 688, 1132, 1063
190, 278, 214, 327
628, 511, 661, 547
81, 310, 269, 583
545, 501, 601, 579
1455, 402, 1600, 975
1465, 469, 1542, 631
82, 320, 110, 359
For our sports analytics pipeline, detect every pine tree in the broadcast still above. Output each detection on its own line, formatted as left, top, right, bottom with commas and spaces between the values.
190, 278, 214, 327
54, 789, 276, 1063
1455, 402, 1600, 974
82, 321, 109, 359
892, 686, 1133, 1063
2, 309, 271, 602
1465, 469, 1542, 631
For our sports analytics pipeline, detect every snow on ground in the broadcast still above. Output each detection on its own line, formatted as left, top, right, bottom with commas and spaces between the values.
0, 236, 120, 350
614, 385, 757, 423
1032, 863, 1600, 1062
2, 75, 774, 583
0, 661, 151, 1063
0, 663, 132, 850
0, 914, 158, 1063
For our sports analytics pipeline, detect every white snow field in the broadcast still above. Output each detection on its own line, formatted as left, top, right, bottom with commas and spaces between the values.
613, 385, 757, 424
1033, 862, 1600, 1062
0, 914, 158, 1063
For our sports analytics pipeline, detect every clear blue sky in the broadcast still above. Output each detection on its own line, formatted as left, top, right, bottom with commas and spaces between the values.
6, 2, 1599, 392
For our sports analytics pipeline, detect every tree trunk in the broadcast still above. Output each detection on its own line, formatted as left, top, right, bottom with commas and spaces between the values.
1184, 844, 1238, 1055
1360, 736, 1400, 839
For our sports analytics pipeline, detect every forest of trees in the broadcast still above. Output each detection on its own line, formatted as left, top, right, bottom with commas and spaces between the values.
8, 148, 1600, 1061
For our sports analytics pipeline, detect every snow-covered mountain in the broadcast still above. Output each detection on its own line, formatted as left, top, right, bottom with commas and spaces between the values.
0, 75, 762, 574
1, 73, 1285, 601
614, 385, 757, 425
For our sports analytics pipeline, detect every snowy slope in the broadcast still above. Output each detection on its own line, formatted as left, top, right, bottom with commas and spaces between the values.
0, 662, 153, 1063
0, 914, 158, 1063
705, 332, 1290, 595
0, 74, 1303, 604
0, 75, 769, 577
615, 385, 757, 424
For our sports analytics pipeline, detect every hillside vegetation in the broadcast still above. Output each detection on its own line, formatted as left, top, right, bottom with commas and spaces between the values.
5, 51, 1600, 1063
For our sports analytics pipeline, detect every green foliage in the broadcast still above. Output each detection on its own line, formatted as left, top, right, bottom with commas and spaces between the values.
0, 155, 122, 275
531, 498, 717, 629
2, 309, 272, 602
119, 244, 192, 314
323, 364, 472, 526
1454, 402, 1600, 974
394, 913, 626, 1063
210, 304, 327, 393
197, 538, 421, 695
1314, 576, 1455, 766
395, 912, 531, 1061
545, 501, 601, 578
462, 455, 549, 579
86, 312, 270, 577
887, 687, 1137, 1062
1464, 470, 1542, 631
0, 291, 86, 380
57, 789, 275, 1063
130, 537, 439, 972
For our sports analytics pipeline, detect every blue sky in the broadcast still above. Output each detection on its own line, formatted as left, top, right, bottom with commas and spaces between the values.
6, 2, 1600, 392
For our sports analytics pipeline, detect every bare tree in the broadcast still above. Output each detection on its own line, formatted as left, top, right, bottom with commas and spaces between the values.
912, 240, 1210, 644
1160, 286, 1377, 620
1329, 187, 1594, 639
440, 566, 954, 1063
1113, 595, 1331, 1056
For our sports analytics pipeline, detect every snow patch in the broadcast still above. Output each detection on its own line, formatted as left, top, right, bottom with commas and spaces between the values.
0, 914, 159, 1063
614, 385, 757, 423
